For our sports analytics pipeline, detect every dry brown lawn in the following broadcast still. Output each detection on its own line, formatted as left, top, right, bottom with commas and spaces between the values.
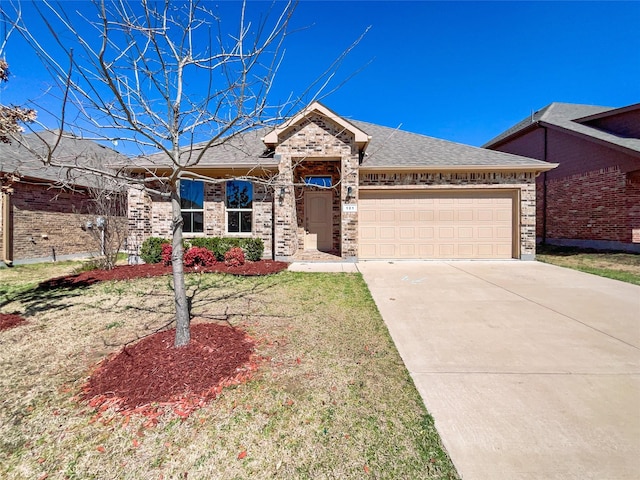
0, 264, 459, 479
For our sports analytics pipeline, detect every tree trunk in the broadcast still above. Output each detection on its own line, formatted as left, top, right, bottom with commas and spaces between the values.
171, 189, 190, 347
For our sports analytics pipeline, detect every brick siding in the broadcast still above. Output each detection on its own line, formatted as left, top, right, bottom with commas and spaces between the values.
544, 166, 640, 243
3, 181, 126, 262
273, 113, 359, 259
493, 126, 639, 248
127, 180, 274, 259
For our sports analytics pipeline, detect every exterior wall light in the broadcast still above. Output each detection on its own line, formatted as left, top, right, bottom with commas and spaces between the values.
346, 186, 353, 200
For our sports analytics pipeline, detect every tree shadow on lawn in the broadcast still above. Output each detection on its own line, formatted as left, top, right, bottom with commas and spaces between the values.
1, 261, 289, 322
0, 276, 97, 319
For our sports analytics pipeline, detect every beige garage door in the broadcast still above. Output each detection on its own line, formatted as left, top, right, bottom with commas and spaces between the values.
359, 190, 515, 259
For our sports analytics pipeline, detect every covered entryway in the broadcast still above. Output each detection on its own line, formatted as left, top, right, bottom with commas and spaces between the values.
359, 189, 516, 259
304, 190, 333, 251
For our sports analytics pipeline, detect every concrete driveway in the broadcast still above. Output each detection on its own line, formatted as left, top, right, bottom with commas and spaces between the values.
357, 261, 640, 480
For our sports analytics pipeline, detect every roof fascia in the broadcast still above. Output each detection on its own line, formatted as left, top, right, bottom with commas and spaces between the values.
539, 121, 640, 159
127, 164, 279, 176
262, 101, 371, 148
573, 103, 640, 123
360, 163, 558, 174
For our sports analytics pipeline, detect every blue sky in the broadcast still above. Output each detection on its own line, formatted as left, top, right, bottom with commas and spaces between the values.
1, 1, 638, 149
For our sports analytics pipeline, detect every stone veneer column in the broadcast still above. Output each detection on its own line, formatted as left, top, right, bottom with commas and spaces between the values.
341, 152, 359, 260
519, 182, 537, 259
127, 183, 152, 263
273, 154, 298, 259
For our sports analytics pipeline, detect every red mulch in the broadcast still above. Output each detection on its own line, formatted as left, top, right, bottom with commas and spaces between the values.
39, 260, 289, 290
0, 313, 27, 331
11, 260, 287, 422
83, 323, 260, 423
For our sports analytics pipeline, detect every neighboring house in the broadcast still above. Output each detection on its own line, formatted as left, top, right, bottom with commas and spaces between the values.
0, 131, 128, 265
484, 102, 640, 252
127, 102, 556, 262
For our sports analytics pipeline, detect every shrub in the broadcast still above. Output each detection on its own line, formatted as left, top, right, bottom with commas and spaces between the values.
140, 237, 170, 264
214, 238, 241, 261
240, 238, 264, 262
184, 247, 216, 267
187, 237, 220, 253
224, 247, 245, 267
161, 243, 173, 265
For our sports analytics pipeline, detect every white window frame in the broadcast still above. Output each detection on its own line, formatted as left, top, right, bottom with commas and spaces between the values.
180, 179, 205, 234
225, 180, 253, 236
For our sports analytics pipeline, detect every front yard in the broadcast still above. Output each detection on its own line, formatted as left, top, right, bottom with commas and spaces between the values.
536, 245, 640, 285
0, 262, 459, 479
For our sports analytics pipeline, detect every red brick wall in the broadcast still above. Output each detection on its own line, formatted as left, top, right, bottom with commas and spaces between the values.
493, 127, 640, 247
544, 167, 637, 243
6, 182, 125, 262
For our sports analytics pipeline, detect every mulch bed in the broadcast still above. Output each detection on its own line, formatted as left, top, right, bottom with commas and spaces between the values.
83, 323, 260, 423
0, 313, 27, 331
5, 260, 288, 421
39, 260, 289, 290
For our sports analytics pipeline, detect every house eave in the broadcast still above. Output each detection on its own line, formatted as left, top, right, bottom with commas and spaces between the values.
360, 163, 558, 174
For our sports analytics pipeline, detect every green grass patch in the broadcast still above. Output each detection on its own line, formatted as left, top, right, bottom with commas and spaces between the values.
537, 245, 640, 285
0, 267, 459, 479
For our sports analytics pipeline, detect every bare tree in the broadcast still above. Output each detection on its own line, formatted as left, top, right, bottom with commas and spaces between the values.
79, 177, 128, 270
0, 11, 37, 143
2, 0, 366, 347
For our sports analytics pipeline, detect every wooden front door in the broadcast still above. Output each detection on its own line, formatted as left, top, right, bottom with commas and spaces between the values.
305, 191, 333, 251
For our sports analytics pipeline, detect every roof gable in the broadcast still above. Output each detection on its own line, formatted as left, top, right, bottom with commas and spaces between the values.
575, 103, 640, 139
484, 102, 640, 157
262, 101, 370, 149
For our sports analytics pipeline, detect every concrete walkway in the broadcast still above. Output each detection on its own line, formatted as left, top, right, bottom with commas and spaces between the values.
356, 261, 640, 480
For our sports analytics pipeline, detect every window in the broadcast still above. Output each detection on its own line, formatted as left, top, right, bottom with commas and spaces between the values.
180, 180, 204, 233
305, 176, 333, 188
226, 180, 253, 234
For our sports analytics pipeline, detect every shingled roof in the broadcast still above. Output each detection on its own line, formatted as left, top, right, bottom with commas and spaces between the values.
0, 130, 129, 188
129, 128, 278, 171
353, 120, 552, 170
483, 102, 640, 156
132, 113, 554, 172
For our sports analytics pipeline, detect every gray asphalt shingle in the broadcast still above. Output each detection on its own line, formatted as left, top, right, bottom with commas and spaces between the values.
483, 102, 640, 155
0, 130, 128, 188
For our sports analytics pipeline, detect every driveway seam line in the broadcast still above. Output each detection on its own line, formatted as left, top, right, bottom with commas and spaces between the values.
446, 262, 640, 352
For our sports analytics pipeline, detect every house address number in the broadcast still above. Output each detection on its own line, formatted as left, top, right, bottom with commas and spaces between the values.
342, 204, 357, 213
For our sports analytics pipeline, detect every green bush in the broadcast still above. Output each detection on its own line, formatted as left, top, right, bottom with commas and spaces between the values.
214, 238, 241, 261
140, 237, 170, 264
141, 236, 264, 263
186, 237, 220, 253
240, 238, 264, 262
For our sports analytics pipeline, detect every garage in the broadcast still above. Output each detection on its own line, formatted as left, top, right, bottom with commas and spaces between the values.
358, 189, 517, 259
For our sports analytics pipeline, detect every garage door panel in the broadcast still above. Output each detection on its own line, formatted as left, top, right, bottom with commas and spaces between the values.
379, 210, 396, 222
438, 227, 455, 239
417, 210, 435, 221
496, 226, 512, 239
418, 227, 434, 239
360, 226, 377, 240
399, 244, 415, 257
359, 190, 515, 259
458, 209, 473, 221
399, 210, 414, 222
399, 227, 415, 239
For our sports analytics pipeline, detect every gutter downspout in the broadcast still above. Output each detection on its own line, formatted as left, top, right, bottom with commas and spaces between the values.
2, 191, 13, 266
542, 126, 548, 246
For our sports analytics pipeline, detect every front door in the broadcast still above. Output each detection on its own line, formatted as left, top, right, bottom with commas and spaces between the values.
305, 191, 333, 251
